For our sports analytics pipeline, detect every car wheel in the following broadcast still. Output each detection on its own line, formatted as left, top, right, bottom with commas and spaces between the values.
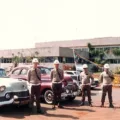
44, 89, 53, 104
67, 96, 76, 101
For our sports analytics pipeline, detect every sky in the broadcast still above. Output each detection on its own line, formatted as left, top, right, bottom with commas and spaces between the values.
0, 0, 120, 49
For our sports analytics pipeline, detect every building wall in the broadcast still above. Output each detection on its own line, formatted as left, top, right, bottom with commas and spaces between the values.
109, 64, 120, 72
59, 47, 73, 57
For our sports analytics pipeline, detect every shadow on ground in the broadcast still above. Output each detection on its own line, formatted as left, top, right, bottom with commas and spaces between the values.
0, 105, 46, 119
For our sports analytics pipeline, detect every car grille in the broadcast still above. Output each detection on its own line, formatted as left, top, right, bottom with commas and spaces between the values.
0, 91, 29, 102
71, 76, 78, 80
92, 81, 99, 85
13, 91, 29, 97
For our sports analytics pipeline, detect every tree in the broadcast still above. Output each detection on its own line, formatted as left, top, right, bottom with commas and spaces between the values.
12, 56, 20, 67
87, 43, 94, 51
112, 48, 120, 56
35, 51, 39, 57
25, 56, 32, 63
87, 43, 105, 65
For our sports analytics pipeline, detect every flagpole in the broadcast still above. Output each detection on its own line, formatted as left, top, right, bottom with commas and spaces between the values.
72, 48, 77, 70
72, 48, 79, 81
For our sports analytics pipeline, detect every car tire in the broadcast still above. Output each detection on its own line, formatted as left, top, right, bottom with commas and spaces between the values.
67, 96, 76, 101
44, 89, 53, 104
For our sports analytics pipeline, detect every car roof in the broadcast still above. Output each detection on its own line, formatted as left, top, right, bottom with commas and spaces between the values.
64, 71, 76, 72
0, 68, 5, 70
13, 65, 48, 69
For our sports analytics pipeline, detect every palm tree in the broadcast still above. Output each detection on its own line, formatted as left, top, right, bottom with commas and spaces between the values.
35, 51, 39, 57
12, 56, 20, 67
26, 56, 32, 63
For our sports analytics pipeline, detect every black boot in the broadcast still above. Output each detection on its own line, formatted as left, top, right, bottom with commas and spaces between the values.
109, 103, 114, 108
37, 108, 44, 114
89, 103, 93, 107
58, 102, 64, 109
100, 103, 104, 107
52, 99, 56, 109
80, 102, 84, 106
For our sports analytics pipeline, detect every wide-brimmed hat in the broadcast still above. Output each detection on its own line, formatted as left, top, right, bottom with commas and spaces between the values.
54, 60, 60, 64
104, 64, 110, 69
32, 58, 39, 63
82, 64, 88, 69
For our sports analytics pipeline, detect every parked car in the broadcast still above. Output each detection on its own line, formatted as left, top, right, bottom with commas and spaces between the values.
64, 70, 82, 95
0, 77, 29, 106
8, 65, 79, 104
64, 70, 80, 81
0, 68, 7, 77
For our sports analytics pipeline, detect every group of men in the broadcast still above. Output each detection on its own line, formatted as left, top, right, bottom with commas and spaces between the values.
80, 63, 114, 108
27, 58, 114, 114
27, 58, 64, 114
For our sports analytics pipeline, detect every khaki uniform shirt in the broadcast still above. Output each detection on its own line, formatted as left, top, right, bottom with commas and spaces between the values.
50, 68, 64, 83
99, 71, 114, 85
80, 71, 94, 85
27, 67, 41, 85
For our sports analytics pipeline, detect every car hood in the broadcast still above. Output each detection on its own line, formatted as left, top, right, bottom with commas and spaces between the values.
0, 78, 27, 86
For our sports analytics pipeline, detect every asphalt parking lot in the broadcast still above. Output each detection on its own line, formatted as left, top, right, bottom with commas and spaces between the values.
0, 88, 120, 120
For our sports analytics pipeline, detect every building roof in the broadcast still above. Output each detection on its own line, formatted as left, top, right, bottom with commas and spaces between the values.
0, 47, 73, 58
35, 37, 120, 48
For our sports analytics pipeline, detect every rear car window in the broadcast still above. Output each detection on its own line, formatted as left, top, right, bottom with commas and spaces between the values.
20, 69, 28, 75
12, 69, 21, 75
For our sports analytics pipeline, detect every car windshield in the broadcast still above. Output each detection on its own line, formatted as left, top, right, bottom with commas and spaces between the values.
0, 69, 6, 77
40, 67, 51, 75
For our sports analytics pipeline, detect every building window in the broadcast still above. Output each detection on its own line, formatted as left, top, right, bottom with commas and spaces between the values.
109, 59, 118, 64
44, 57, 55, 63
65, 57, 74, 63
58, 57, 63, 63
118, 59, 120, 63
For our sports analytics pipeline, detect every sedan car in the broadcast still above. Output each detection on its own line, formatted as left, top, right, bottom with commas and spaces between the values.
0, 78, 29, 106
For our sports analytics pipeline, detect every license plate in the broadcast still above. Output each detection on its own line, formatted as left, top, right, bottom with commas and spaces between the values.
73, 92, 78, 95
21, 100, 29, 104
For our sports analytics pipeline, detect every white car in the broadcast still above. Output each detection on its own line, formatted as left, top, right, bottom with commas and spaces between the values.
64, 71, 80, 81
0, 78, 29, 106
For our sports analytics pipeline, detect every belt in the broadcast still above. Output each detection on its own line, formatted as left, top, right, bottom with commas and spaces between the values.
81, 84, 91, 85
103, 84, 112, 86
52, 81, 62, 84
29, 83, 41, 86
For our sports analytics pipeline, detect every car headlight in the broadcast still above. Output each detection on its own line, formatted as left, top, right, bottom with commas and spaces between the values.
21, 84, 27, 89
5, 93, 11, 99
66, 89, 69, 94
0, 86, 6, 92
62, 84, 65, 88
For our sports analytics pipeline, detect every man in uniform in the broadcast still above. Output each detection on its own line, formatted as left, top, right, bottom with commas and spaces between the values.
80, 64, 94, 107
27, 58, 44, 114
51, 60, 64, 109
99, 64, 114, 108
